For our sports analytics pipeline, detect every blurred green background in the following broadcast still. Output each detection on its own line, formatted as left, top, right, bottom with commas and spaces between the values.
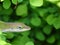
0, 0, 60, 45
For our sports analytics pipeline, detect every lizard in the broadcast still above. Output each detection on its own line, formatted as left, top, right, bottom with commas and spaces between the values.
0, 21, 31, 32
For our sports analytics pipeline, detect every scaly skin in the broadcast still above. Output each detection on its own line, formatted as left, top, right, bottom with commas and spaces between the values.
0, 21, 31, 32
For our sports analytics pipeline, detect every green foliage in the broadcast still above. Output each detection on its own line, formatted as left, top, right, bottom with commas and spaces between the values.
43, 25, 52, 35
12, 0, 23, 4
16, 4, 28, 17
35, 31, 45, 41
57, 2, 60, 7
29, 0, 43, 7
46, 14, 56, 25
0, 31, 11, 45
12, 0, 17, 5
0, 0, 60, 45
3, 0, 11, 9
20, 31, 30, 36
12, 36, 31, 45
30, 16, 41, 26
5, 32, 15, 39
47, 35, 56, 44
53, 16, 60, 29
25, 41, 34, 45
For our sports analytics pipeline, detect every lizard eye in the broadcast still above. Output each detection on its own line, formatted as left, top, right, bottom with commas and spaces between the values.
17, 26, 22, 29
18, 27, 21, 28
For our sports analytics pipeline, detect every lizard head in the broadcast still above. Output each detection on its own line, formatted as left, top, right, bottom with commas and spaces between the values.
13, 23, 31, 31
2, 23, 31, 32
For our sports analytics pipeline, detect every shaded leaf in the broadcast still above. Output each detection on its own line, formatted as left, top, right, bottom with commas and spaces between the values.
36, 32, 45, 41
43, 25, 52, 35
47, 35, 56, 44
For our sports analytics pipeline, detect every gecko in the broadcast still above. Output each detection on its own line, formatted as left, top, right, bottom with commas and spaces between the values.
0, 21, 31, 32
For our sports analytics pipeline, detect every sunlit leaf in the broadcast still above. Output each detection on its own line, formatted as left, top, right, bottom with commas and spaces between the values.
3, 0, 11, 9
25, 41, 34, 45
16, 4, 28, 17
46, 0, 59, 3
29, 0, 43, 7
12, 0, 17, 4
57, 2, 60, 7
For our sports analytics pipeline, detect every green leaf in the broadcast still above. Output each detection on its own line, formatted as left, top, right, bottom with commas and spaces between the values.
55, 33, 60, 40
53, 16, 60, 29
12, 36, 30, 45
38, 8, 48, 17
46, 0, 59, 3
57, 41, 60, 45
0, 36, 6, 41
29, 0, 43, 7
25, 41, 34, 45
2, 16, 10, 22
57, 2, 60, 8
0, 0, 4, 2
0, 40, 7, 45
30, 17, 41, 26
3, 0, 11, 9
2, 8, 13, 15
47, 7, 57, 13
12, 0, 17, 4
18, 0, 23, 3
5, 32, 15, 39
46, 14, 56, 25
43, 25, 52, 35
47, 35, 56, 44
16, 4, 28, 17
20, 31, 30, 36
36, 32, 45, 41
